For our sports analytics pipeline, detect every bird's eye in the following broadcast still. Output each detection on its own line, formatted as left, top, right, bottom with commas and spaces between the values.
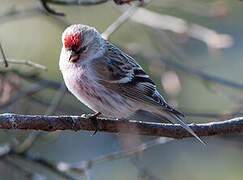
77, 46, 87, 54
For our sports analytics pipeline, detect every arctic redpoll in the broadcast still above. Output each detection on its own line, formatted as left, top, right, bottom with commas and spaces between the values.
59, 24, 205, 145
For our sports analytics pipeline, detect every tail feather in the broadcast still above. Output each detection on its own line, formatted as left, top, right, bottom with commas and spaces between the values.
169, 113, 206, 146
163, 102, 185, 118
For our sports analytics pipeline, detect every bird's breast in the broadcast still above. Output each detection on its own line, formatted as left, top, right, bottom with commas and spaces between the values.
62, 66, 104, 110
61, 64, 137, 118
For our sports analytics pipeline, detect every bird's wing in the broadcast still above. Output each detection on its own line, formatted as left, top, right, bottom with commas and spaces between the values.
91, 42, 184, 117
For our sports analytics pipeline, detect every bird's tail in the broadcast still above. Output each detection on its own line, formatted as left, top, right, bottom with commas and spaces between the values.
156, 110, 206, 145
169, 113, 206, 145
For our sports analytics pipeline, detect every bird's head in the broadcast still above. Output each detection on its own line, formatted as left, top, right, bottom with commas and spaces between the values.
61, 24, 104, 64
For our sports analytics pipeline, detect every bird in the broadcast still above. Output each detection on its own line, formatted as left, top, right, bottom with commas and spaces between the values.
59, 24, 205, 145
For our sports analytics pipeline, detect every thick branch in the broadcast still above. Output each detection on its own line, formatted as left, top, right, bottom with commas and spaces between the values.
0, 113, 243, 139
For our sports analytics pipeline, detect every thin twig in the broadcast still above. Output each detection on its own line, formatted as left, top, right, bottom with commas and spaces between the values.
46, 0, 141, 6
46, 0, 110, 5
0, 81, 48, 110
0, 138, 172, 179
130, 158, 161, 180
40, 0, 65, 16
0, 6, 67, 28
39, 0, 141, 16
84, 137, 172, 169
0, 43, 8, 67
101, 4, 138, 40
45, 82, 67, 115
161, 57, 243, 91
0, 70, 61, 89
14, 152, 77, 180
84, 168, 93, 180
57, 137, 172, 174
3, 59, 47, 71
2, 158, 47, 180
0, 145, 76, 180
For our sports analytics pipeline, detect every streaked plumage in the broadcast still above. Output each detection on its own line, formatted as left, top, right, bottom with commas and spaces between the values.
59, 24, 205, 145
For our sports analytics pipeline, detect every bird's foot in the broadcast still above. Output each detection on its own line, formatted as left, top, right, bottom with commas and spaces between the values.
87, 112, 101, 136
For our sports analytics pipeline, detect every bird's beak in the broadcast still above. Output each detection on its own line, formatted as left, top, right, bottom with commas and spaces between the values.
69, 52, 79, 63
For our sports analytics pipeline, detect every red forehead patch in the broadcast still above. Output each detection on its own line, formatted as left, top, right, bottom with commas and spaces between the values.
64, 32, 83, 50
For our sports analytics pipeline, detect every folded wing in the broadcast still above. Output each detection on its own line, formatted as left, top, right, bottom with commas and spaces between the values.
91, 41, 184, 117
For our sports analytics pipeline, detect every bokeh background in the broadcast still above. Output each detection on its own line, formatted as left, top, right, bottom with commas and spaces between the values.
1, 0, 243, 179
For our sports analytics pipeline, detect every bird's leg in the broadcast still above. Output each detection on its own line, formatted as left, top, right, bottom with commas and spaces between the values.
87, 112, 101, 136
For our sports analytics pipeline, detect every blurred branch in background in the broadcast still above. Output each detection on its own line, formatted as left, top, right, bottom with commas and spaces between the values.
39, 0, 143, 16
0, 6, 66, 26
1, 59, 47, 71
2, 158, 47, 180
160, 57, 243, 90
130, 157, 161, 180
0, 81, 50, 110
57, 137, 173, 174
0, 137, 172, 180
0, 43, 8, 67
101, 3, 139, 40
0, 40, 46, 71
127, 7, 233, 51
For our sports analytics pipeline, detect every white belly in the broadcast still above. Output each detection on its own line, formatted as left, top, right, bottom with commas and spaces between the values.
62, 69, 137, 118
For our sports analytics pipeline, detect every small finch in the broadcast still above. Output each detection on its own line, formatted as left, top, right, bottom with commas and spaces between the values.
59, 24, 205, 145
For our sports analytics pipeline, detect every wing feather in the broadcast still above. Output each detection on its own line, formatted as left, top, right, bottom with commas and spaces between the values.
91, 41, 184, 117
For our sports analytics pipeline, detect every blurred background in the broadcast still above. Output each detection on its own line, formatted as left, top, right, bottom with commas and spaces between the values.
1, 0, 243, 179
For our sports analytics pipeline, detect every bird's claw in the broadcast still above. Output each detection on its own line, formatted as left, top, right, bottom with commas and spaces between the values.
87, 112, 101, 136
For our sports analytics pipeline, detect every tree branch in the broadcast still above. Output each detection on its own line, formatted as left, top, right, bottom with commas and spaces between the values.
3, 59, 47, 71
0, 43, 8, 67
39, 0, 142, 16
0, 113, 243, 139
129, 8, 233, 50
101, 4, 138, 40
161, 57, 243, 91
2, 158, 47, 180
